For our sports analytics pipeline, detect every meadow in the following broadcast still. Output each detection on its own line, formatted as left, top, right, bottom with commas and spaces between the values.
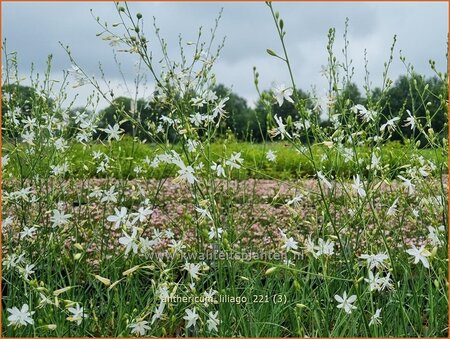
2, 2, 448, 338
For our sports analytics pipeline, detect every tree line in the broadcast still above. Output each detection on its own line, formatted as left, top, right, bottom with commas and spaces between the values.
2, 73, 447, 146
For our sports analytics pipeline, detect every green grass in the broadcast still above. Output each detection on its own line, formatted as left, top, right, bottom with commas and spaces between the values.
3, 137, 446, 180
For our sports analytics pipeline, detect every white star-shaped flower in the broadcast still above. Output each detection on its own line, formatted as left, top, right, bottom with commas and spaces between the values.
273, 83, 294, 107
334, 291, 357, 314
406, 244, 431, 268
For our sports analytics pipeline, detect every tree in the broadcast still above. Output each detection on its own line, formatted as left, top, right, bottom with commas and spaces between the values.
378, 74, 447, 145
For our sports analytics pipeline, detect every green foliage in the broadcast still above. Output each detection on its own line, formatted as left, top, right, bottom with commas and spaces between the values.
4, 138, 444, 180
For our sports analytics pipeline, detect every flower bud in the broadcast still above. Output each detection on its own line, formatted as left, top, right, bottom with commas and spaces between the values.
93, 274, 111, 286
431, 246, 438, 258
266, 49, 278, 57
434, 279, 439, 289
265, 267, 277, 275
123, 265, 141, 276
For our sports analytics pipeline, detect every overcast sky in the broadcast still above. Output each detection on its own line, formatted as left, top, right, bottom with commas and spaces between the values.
3, 1, 448, 109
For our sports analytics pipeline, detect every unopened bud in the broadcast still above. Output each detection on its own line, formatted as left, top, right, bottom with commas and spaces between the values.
265, 267, 277, 275
266, 49, 278, 57
434, 279, 439, 289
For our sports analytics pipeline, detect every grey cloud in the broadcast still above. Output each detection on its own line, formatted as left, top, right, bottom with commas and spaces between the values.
3, 2, 447, 109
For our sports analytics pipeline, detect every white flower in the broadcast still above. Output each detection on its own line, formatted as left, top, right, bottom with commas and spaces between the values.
418, 166, 430, 177
20, 226, 37, 240
191, 96, 207, 108
334, 291, 357, 314
7, 304, 34, 327
286, 194, 303, 207
183, 308, 199, 329
96, 161, 109, 173
2, 216, 14, 231
359, 253, 388, 270
207, 311, 220, 332
2, 154, 10, 167
69, 65, 89, 88
279, 229, 298, 252
190, 112, 204, 126
54, 137, 68, 151
131, 206, 153, 224
3, 253, 26, 269
211, 162, 226, 177
351, 174, 366, 198
403, 109, 415, 130
50, 209, 72, 228
119, 229, 139, 255
22, 264, 36, 279
177, 164, 197, 184
406, 244, 431, 268
203, 289, 218, 306
129, 320, 151, 336
398, 175, 415, 195
151, 301, 166, 324
304, 236, 316, 256
168, 239, 186, 253
369, 308, 382, 326
294, 119, 311, 130
364, 270, 378, 291
377, 272, 394, 291
380, 117, 400, 133
101, 186, 118, 203
427, 225, 443, 247
186, 139, 199, 153
103, 123, 123, 141
225, 152, 244, 169
282, 237, 298, 252
315, 238, 334, 257
317, 171, 332, 189
67, 303, 87, 325
273, 83, 294, 106
12, 187, 33, 201
212, 97, 229, 119
195, 207, 213, 223
107, 207, 128, 229
37, 293, 54, 308
271, 115, 291, 139
133, 165, 143, 175
367, 153, 381, 170
387, 197, 399, 216
51, 163, 69, 176
92, 150, 103, 159
352, 104, 377, 122
21, 131, 35, 145
266, 150, 277, 162
208, 227, 223, 240
184, 262, 202, 280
